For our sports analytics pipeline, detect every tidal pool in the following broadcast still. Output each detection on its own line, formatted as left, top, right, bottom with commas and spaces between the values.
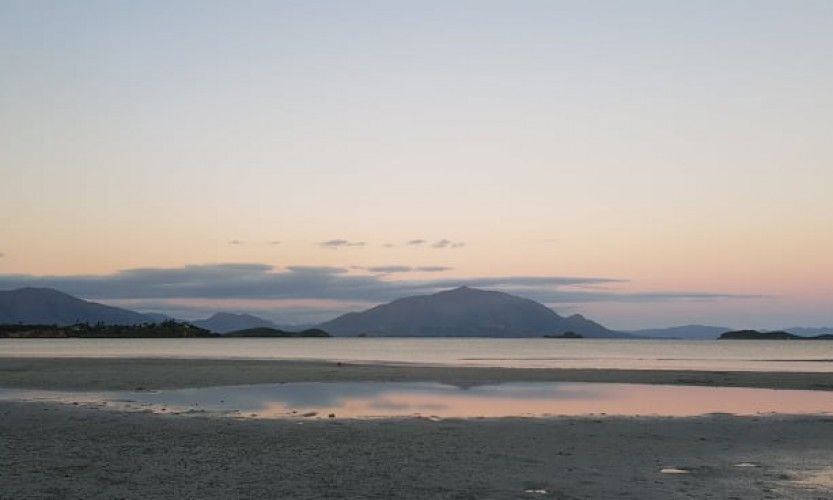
1, 382, 832, 419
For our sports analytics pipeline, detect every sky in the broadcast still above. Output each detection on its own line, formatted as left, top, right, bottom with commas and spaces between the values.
1, 1, 832, 328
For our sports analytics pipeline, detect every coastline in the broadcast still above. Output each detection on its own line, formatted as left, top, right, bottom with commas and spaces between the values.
2, 356, 833, 391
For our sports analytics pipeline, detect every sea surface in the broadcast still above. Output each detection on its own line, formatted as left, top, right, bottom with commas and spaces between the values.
2, 338, 833, 372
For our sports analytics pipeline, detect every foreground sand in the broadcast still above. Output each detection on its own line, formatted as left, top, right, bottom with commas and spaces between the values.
2, 402, 833, 499
2, 357, 833, 498
2, 357, 833, 391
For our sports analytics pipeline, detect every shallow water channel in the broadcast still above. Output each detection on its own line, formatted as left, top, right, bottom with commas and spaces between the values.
3, 381, 833, 419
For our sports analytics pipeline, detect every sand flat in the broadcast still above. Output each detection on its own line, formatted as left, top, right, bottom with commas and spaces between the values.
1, 356, 833, 391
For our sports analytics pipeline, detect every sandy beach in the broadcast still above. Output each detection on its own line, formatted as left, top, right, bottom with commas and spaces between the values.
1, 357, 833, 498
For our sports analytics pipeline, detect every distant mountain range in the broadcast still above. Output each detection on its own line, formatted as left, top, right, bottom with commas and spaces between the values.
318, 286, 632, 338
0, 289, 300, 334
785, 326, 833, 337
1, 286, 829, 339
191, 312, 279, 334
0, 288, 165, 326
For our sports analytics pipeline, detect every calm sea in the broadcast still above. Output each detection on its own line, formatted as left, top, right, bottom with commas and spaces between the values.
2, 338, 833, 372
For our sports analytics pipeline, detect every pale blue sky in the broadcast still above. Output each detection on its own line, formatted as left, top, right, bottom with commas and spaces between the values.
1, 1, 832, 327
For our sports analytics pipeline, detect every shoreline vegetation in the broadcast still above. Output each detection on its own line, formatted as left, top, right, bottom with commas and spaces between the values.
1, 357, 833, 392
0, 323, 331, 339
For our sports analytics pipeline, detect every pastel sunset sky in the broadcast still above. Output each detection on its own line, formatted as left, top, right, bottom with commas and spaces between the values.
1, 1, 831, 328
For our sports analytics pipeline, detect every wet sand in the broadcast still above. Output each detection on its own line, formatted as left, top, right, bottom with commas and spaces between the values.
2, 401, 833, 498
2, 357, 833, 498
2, 356, 833, 391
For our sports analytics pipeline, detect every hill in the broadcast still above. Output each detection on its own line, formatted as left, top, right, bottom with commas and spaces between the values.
0, 288, 161, 326
224, 327, 330, 338
720, 330, 797, 340
192, 312, 278, 334
318, 286, 630, 338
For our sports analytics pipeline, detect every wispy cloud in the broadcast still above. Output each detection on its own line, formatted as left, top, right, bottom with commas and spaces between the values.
405, 239, 464, 248
285, 265, 348, 274
354, 265, 454, 274
0, 264, 609, 300
230, 239, 281, 246
431, 239, 465, 248
318, 239, 365, 249
365, 265, 413, 273
415, 266, 453, 272
514, 289, 769, 304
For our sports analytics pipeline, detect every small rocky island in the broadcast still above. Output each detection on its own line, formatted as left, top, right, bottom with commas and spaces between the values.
543, 331, 583, 339
719, 329, 833, 340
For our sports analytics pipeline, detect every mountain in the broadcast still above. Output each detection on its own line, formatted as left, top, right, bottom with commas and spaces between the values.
784, 327, 833, 337
0, 287, 159, 326
192, 312, 279, 334
627, 325, 732, 340
318, 286, 631, 338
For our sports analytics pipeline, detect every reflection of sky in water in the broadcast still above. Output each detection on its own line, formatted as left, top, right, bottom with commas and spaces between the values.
1, 382, 833, 419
